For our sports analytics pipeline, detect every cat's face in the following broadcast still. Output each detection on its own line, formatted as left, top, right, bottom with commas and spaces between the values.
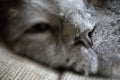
1, 0, 120, 78
6, 0, 81, 67
2, 0, 98, 74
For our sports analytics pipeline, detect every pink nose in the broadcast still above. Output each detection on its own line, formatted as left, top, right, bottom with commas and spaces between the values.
74, 29, 93, 48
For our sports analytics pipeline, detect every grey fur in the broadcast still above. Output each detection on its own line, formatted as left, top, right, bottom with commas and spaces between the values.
0, 0, 120, 78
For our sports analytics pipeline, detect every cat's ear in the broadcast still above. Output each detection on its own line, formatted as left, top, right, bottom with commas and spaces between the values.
88, 0, 105, 7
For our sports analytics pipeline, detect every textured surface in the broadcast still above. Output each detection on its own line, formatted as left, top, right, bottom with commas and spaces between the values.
91, 0, 120, 77
0, 0, 120, 80
61, 72, 110, 80
0, 43, 60, 80
0, 43, 111, 80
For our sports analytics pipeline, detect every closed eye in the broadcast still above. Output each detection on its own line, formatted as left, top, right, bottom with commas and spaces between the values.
26, 23, 51, 33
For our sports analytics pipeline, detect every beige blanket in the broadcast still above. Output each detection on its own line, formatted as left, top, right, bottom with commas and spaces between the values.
0, 43, 111, 80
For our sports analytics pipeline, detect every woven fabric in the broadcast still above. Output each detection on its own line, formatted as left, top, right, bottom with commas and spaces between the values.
0, 43, 59, 80
60, 72, 111, 80
0, 43, 109, 80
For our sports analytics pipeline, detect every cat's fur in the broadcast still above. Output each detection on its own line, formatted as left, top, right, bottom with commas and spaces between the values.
1, 0, 119, 78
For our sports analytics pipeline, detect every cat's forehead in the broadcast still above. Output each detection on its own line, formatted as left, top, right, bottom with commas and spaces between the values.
9, 0, 59, 15
8, 0, 61, 25
24, 0, 60, 15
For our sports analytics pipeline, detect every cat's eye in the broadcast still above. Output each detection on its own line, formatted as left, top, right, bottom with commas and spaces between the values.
26, 23, 51, 33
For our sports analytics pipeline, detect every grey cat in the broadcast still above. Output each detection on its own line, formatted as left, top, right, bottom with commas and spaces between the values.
0, 0, 120, 78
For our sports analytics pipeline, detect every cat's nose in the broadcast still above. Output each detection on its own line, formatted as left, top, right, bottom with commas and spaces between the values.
74, 29, 93, 48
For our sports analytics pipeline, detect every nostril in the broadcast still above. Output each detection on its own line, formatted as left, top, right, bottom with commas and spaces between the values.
74, 34, 82, 44
74, 34, 85, 46
88, 31, 92, 38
